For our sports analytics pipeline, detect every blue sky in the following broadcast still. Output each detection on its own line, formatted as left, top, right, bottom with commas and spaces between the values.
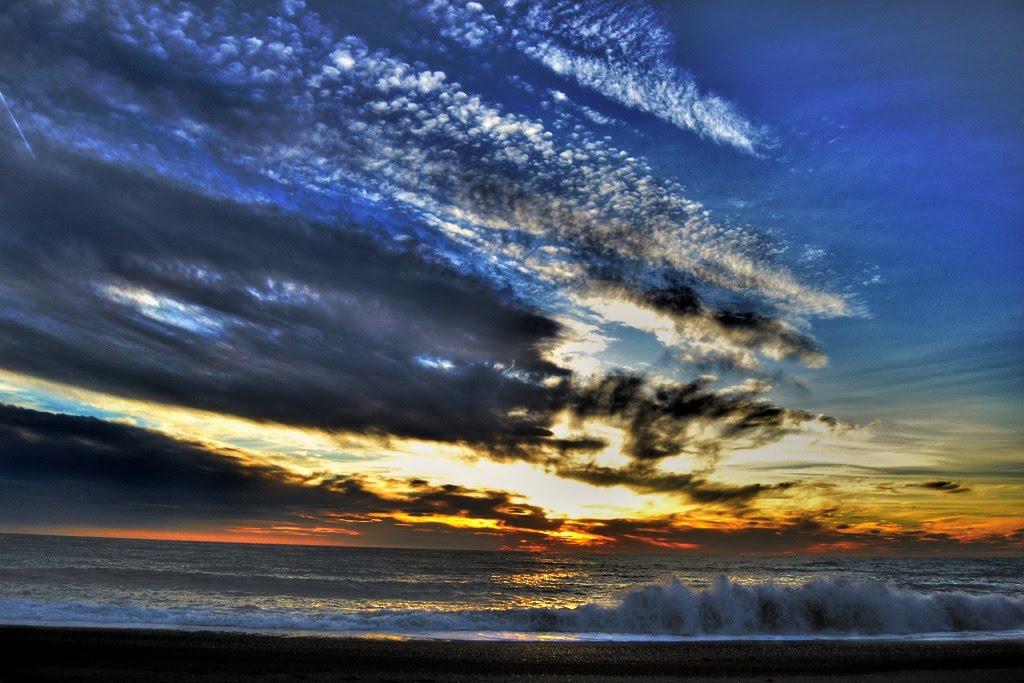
0, 0, 1020, 552
671, 1, 1024, 440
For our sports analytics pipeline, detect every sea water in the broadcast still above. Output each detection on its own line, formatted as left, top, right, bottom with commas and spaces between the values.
1, 533, 1021, 641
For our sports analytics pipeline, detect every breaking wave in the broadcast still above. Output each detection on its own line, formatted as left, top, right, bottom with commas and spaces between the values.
2, 577, 1023, 639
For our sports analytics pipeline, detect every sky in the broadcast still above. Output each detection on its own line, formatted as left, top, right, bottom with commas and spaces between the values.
0, 0, 1021, 554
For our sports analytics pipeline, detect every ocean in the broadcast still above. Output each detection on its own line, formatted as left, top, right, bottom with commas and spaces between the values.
1, 533, 1021, 641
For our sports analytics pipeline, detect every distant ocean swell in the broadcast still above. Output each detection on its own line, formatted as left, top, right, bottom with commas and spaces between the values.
2, 577, 1022, 638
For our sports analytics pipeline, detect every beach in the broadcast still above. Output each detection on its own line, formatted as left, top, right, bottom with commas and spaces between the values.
1, 626, 1021, 682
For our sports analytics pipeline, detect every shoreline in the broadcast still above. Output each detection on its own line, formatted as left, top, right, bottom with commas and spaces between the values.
1, 625, 1022, 681
3, 620, 1023, 643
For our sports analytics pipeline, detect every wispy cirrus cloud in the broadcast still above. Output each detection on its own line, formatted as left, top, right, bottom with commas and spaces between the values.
410, 0, 771, 153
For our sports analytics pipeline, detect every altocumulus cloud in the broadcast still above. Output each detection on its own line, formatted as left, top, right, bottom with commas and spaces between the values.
409, 0, 772, 152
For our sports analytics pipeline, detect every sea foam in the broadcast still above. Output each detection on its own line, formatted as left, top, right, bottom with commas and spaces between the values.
2, 576, 1022, 639
555, 576, 1024, 635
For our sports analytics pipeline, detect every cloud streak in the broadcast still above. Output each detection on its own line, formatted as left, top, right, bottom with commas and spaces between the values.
555, 461, 797, 505
0, 89, 34, 158
915, 481, 973, 494
411, 0, 771, 152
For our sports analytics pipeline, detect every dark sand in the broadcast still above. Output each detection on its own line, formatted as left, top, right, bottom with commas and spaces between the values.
0, 626, 1021, 682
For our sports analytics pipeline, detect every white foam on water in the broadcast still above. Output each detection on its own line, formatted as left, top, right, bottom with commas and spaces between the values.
2, 576, 1022, 641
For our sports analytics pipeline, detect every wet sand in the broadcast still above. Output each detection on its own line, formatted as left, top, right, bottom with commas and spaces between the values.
0, 626, 1021, 682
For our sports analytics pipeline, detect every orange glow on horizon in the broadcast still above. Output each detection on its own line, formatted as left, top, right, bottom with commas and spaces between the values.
377, 512, 616, 546
622, 535, 701, 551
2, 526, 362, 547
806, 541, 871, 554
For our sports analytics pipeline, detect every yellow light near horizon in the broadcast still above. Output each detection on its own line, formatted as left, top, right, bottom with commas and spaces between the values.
0, 370, 360, 473
378, 512, 615, 546
0, 370, 674, 521
6, 369, 1019, 553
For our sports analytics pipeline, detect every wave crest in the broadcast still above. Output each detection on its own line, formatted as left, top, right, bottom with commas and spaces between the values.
2, 576, 1022, 637
553, 576, 1024, 635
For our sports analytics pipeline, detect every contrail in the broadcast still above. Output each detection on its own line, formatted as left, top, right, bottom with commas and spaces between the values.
0, 89, 36, 159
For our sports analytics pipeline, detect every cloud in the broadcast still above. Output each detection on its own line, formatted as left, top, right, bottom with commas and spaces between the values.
3, 404, 1016, 554
409, 0, 505, 49
568, 372, 841, 462
0, 145, 850, 472
410, 0, 770, 152
397, 480, 562, 532
0, 0, 847, 322
0, 151, 567, 449
0, 402, 567, 539
0, 1, 852, 489
554, 461, 797, 506
584, 280, 827, 370
489, 366, 846, 506
915, 481, 972, 494
586, 514, 1023, 555
521, 41, 767, 153
0, 402, 323, 522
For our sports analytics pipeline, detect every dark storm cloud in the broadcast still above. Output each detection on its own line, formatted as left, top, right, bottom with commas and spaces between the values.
486, 367, 838, 507
711, 310, 824, 365
0, 403, 566, 535
588, 515, 832, 553
0, 403, 326, 521
567, 372, 840, 461
3, 404, 1014, 554
0, 150, 568, 448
